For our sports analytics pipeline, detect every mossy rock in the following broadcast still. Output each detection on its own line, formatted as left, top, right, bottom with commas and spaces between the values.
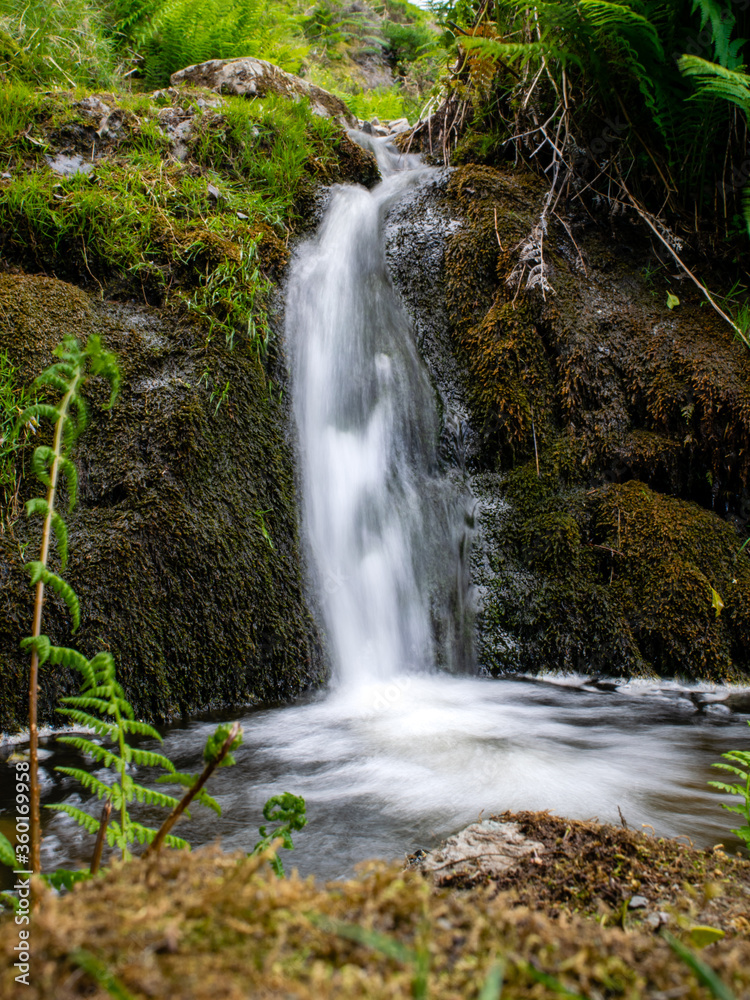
0, 273, 323, 731
475, 467, 749, 680
434, 162, 750, 679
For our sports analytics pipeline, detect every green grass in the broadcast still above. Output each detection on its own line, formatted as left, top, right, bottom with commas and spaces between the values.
0, 92, 343, 350
0, 0, 122, 88
0, 351, 36, 529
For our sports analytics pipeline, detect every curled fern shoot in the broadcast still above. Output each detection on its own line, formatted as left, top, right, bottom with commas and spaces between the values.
252, 791, 307, 876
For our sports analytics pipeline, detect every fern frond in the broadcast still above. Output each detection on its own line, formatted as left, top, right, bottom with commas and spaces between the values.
54, 767, 115, 801
156, 772, 222, 814
34, 370, 71, 395
24, 562, 80, 631
47, 646, 96, 686
85, 335, 121, 408
31, 446, 56, 487
132, 784, 180, 809
690, 0, 745, 69
128, 748, 176, 772
678, 54, 750, 114
64, 395, 89, 449
19, 634, 52, 665
50, 511, 69, 570
25, 496, 49, 520
58, 456, 79, 511
121, 718, 163, 740
55, 738, 120, 767
164, 833, 190, 849
16, 403, 59, 435
104, 819, 128, 850
55, 707, 115, 738
126, 821, 158, 845
46, 803, 101, 836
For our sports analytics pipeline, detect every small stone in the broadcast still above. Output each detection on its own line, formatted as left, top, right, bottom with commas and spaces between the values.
237, 212, 248, 220
646, 911, 669, 929
207, 184, 221, 200
628, 895, 648, 909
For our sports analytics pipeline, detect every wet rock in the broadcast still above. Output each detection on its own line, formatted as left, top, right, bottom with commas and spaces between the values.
415, 820, 545, 885
170, 57, 357, 128
45, 153, 94, 177
435, 163, 750, 681
724, 690, 750, 713
0, 273, 324, 730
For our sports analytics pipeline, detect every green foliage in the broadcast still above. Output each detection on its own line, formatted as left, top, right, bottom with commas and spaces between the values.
434, 0, 750, 244
138, 0, 309, 87
46, 647, 189, 858
41, 868, 93, 891
0, 348, 37, 528
0, 830, 15, 868
68, 948, 137, 1000
347, 87, 415, 121
689, 0, 745, 69
204, 722, 243, 765
0, 95, 338, 352
709, 720, 750, 849
252, 791, 306, 875
20, 334, 118, 581
664, 931, 738, 1000
0, 0, 122, 88
186, 235, 272, 353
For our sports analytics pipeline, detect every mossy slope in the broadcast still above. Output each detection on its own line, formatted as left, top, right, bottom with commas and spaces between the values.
442, 165, 750, 679
0, 273, 322, 730
2, 829, 749, 999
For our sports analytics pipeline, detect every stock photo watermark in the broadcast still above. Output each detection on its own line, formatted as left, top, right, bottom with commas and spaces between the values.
10, 757, 32, 985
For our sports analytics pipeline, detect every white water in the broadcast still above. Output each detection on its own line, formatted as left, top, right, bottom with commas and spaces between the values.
286, 136, 463, 685
5, 138, 748, 883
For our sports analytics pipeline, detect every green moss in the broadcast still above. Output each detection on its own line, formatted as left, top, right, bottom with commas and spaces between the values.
0, 273, 323, 731
0, 88, 378, 351
476, 467, 749, 679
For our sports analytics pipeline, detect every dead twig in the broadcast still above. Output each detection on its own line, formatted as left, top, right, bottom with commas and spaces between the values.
144, 722, 240, 857
90, 800, 111, 875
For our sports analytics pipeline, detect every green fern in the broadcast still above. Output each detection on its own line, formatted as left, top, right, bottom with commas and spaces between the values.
689, 0, 745, 69
708, 720, 750, 849
46, 647, 185, 859
141, 0, 309, 87
679, 54, 750, 236
20, 335, 119, 874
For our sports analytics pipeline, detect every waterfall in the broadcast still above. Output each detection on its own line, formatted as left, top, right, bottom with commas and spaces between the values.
286, 135, 464, 686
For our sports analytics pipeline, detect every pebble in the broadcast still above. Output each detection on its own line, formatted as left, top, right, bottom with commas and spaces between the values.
628, 895, 648, 909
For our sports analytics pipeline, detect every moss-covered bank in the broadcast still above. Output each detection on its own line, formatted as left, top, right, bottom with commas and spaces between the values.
2, 819, 749, 999
441, 164, 750, 679
0, 78, 383, 729
0, 273, 323, 729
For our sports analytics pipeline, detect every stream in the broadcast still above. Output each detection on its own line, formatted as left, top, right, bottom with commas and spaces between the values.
2, 135, 749, 884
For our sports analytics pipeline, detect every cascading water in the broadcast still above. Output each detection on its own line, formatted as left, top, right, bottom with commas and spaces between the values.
12, 137, 749, 885
285, 136, 465, 687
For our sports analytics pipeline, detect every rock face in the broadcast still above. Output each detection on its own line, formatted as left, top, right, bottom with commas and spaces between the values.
385, 164, 750, 681
170, 57, 357, 128
0, 274, 323, 731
